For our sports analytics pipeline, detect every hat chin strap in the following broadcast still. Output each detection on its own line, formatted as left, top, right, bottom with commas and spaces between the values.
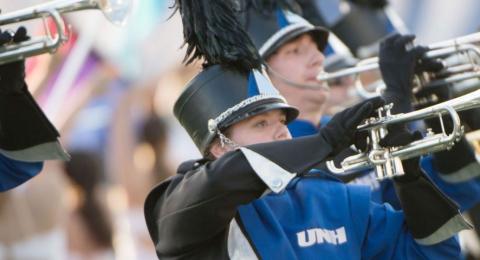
217, 130, 240, 150
265, 64, 331, 91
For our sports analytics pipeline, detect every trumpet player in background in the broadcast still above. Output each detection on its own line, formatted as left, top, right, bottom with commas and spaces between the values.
0, 26, 68, 192
240, 0, 480, 214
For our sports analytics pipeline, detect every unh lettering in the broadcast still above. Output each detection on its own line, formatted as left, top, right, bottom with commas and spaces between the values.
297, 227, 347, 247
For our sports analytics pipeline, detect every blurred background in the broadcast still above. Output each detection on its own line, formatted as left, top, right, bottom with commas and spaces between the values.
0, 0, 479, 259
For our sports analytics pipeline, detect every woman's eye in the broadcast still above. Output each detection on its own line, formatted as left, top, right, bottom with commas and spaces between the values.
254, 120, 268, 128
287, 48, 299, 55
285, 47, 299, 55
280, 118, 287, 125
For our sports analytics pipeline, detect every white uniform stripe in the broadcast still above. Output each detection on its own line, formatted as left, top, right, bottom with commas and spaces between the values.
228, 219, 258, 259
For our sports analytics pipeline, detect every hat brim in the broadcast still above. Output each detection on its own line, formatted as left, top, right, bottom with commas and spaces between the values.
219, 98, 299, 131
262, 26, 329, 59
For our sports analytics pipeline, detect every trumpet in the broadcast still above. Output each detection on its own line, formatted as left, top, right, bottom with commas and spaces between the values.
0, 0, 131, 65
317, 32, 480, 99
326, 89, 480, 180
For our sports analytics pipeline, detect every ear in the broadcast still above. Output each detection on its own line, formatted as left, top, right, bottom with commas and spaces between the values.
209, 141, 229, 159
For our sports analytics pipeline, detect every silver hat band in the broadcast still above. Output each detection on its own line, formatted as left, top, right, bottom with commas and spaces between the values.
208, 93, 287, 134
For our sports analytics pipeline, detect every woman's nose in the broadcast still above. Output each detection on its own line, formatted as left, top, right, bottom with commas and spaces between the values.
274, 124, 292, 141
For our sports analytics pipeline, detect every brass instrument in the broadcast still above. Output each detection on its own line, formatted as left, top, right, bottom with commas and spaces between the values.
0, 0, 131, 65
317, 32, 480, 99
326, 89, 480, 180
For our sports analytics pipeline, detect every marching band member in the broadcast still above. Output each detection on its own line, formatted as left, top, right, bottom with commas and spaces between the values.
144, 0, 469, 258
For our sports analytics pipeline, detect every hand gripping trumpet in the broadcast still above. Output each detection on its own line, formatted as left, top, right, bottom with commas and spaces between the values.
326, 89, 480, 180
0, 0, 131, 65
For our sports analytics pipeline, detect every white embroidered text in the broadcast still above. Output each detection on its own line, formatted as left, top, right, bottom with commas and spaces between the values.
297, 227, 347, 247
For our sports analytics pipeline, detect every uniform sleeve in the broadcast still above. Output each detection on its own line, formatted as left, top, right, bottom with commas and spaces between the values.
430, 137, 480, 182
421, 155, 480, 212
362, 201, 462, 259
152, 151, 266, 254
0, 83, 69, 162
145, 133, 335, 257
0, 153, 43, 191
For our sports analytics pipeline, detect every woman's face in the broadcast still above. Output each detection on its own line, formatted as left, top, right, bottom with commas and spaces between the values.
209, 109, 292, 158
228, 109, 292, 146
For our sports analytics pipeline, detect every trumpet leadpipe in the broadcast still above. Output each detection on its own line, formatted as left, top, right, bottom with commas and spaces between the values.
0, 0, 130, 65
428, 32, 480, 49
0, 0, 128, 26
357, 89, 480, 132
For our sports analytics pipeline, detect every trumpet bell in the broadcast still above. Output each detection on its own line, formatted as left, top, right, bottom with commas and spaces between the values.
97, 0, 132, 26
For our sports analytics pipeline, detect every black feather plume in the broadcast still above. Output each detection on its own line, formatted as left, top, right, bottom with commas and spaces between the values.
174, 0, 262, 72
244, 0, 302, 14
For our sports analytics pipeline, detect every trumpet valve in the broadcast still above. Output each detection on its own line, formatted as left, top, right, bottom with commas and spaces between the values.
375, 103, 394, 119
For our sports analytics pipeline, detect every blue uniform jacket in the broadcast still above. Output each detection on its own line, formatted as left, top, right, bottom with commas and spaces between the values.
238, 173, 460, 259
145, 137, 466, 259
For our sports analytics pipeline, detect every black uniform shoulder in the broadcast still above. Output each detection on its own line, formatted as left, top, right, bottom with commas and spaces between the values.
144, 158, 209, 244
144, 176, 173, 244
177, 158, 209, 174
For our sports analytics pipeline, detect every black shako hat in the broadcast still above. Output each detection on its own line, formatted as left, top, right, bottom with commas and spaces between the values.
174, 65, 298, 155
172, 0, 299, 155
242, 5, 329, 59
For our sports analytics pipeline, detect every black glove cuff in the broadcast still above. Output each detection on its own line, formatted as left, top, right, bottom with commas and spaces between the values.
433, 137, 477, 174
393, 172, 463, 239
0, 61, 26, 94
0, 84, 59, 150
